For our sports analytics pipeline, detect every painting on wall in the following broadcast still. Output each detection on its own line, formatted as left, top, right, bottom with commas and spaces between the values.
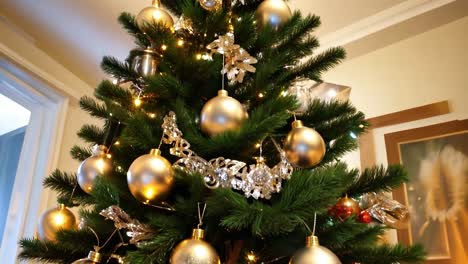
385, 119, 467, 264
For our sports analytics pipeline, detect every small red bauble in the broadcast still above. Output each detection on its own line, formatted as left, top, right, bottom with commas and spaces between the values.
329, 195, 360, 221
358, 210, 372, 224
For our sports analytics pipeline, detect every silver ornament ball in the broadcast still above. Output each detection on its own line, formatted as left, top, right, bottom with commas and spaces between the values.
289, 236, 342, 264
77, 145, 111, 194
255, 0, 292, 30
198, 0, 222, 11
133, 49, 158, 77
200, 90, 247, 136
127, 149, 174, 204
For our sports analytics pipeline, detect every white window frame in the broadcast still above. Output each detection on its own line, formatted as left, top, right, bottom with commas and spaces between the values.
0, 50, 68, 263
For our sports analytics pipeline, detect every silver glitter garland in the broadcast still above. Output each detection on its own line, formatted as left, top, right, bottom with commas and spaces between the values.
161, 112, 293, 199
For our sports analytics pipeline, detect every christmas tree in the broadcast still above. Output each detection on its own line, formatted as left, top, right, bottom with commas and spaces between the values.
19, 0, 426, 263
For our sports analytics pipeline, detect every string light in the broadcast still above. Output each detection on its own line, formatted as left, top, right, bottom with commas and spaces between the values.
246, 252, 257, 263
281, 91, 288, 97
255, 143, 261, 148
134, 97, 142, 107
148, 113, 157, 118
106, 154, 112, 159
112, 79, 118, 85
177, 39, 184, 47
196, 53, 202, 60
258, 92, 264, 98
359, 124, 365, 128
114, 141, 120, 146
161, 44, 167, 51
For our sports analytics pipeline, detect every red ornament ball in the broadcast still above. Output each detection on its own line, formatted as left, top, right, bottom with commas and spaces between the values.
329, 196, 360, 220
358, 210, 372, 224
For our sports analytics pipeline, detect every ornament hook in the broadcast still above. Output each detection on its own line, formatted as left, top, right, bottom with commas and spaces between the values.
197, 202, 207, 229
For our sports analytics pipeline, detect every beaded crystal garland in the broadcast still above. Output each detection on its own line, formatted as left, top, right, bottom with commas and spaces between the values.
161, 112, 293, 199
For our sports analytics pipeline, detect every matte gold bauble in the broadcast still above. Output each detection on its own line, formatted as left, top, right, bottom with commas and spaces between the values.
77, 145, 111, 194
200, 90, 247, 136
37, 204, 76, 241
136, 1, 174, 31
198, 0, 222, 11
72, 250, 102, 264
289, 235, 342, 264
255, 0, 292, 30
170, 228, 220, 264
283, 120, 326, 168
127, 149, 174, 204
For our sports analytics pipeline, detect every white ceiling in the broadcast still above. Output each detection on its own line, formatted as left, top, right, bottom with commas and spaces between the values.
0, 0, 466, 87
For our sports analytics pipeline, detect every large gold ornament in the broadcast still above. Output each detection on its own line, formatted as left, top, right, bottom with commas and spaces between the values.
170, 228, 221, 264
283, 120, 326, 168
198, 0, 222, 11
289, 235, 342, 264
200, 90, 247, 136
72, 250, 102, 264
37, 204, 76, 241
127, 149, 174, 204
136, 0, 174, 31
77, 145, 112, 194
255, 0, 292, 30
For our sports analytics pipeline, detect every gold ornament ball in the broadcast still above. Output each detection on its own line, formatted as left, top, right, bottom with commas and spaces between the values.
198, 0, 222, 11
77, 145, 112, 194
37, 204, 76, 241
127, 149, 174, 204
256, 0, 292, 30
72, 250, 102, 264
136, 3, 174, 31
336, 195, 361, 215
200, 90, 247, 136
170, 228, 220, 264
289, 236, 342, 264
283, 120, 326, 168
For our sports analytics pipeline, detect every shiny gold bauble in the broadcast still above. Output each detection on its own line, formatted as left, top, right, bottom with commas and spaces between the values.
200, 90, 247, 136
283, 120, 326, 168
72, 250, 102, 264
77, 145, 112, 194
170, 228, 220, 264
336, 195, 361, 215
127, 149, 174, 204
198, 0, 222, 11
37, 204, 76, 241
136, 1, 174, 31
255, 0, 292, 30
289, 235, 342, 264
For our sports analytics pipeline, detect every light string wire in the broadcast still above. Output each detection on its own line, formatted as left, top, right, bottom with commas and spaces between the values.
88, 227, 119, 252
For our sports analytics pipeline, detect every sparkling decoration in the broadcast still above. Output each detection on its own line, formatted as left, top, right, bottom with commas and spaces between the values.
200, 89, 247, 136
127, 149, 174, 204
329, 195, 361, 221
283, 120, 326, 168
255, 0, 292, 30
72, 250, 102, 264
357, 210, 372, 224
161, 112, 293, 199
174, 15, 194, 35
100, 206, 154, 244
132, 48, 158, 78
37, 204, 76, 241
77, 144, 112, 194
170, 228, 221, 264
198, 0, 222, 11
359, 192, 409, 229
288, 79, 352, 112
290, 235, 342, 264
136, 0, 174, 31
207, 33, 258, 84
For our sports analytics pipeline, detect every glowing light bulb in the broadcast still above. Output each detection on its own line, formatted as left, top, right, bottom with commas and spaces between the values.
281, 91, 288, 97
134, 97, 142, 107
255, 143, 261, 148
106, 154, 112, 159
161, 44, 167, 51
177, 39, 184, 47
246, 252, 257, 263
258, 92, 264, 98
112, 79, 118, 85
114, 141, 120, 146
148, 113, 156, 118
196, 53, 202, 60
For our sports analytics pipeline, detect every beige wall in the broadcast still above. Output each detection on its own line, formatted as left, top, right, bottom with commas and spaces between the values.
324, 15, 468, 169
0, 20, 97, 208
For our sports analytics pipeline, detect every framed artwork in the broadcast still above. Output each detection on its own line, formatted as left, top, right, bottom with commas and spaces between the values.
385, 119, 468, 264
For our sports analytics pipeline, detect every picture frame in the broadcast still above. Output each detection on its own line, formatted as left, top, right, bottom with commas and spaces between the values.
385, 119, 468, 264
